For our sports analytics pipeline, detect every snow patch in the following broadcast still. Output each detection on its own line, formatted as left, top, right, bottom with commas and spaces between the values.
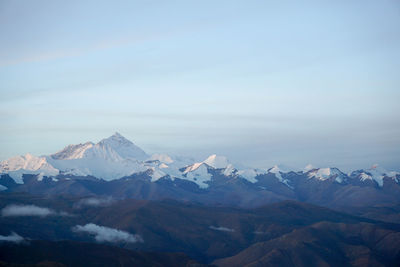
183, 162, 203, 174
223, 164, 236, 176
159, 163, 169, 169
237, 169, 261, 183
184, 164, 212, 188
149, 167, 166, 182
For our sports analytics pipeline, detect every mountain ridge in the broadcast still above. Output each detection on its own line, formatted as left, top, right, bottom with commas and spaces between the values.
1, 133, 399, 210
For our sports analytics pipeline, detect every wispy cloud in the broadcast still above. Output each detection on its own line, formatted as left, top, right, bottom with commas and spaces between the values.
2, 204, 54, 217
74, 197, 115, 208
1, 204, 69, 217
0, 31, 174, 67
0, 232, 25, 243
72, 223, 143, 243
209, 225, 235, 232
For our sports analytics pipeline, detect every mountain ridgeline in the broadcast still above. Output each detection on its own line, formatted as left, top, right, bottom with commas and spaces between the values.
1, 133, 400, 266
1, 132, 399, 210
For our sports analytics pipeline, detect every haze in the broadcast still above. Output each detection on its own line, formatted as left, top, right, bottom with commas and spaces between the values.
0, 0, 399, 171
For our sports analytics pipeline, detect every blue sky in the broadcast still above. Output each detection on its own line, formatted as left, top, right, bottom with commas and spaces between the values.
1, 0, 399, 171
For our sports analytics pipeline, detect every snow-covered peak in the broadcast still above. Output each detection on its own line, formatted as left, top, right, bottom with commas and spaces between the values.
0, 153, 59, 184
51, 142, 94, 160
268, 164, 292, 174
97, 133, 148, 160
267, 165, 293, 187
1, 153, 50, 172
183, 163, 212, 189
83, 142, 125, 162
223, 164, 236, 176
44, 133, 151, 180
203, 154, 230, 169
183, 162, 203, 174
148, 167, 167, 182
307, 167, 346, 183
350, 164, 399, 187
237, 168, 264, 183
369, 164, 398, 178
303, 164, 315, 172
182, 154, 230, 174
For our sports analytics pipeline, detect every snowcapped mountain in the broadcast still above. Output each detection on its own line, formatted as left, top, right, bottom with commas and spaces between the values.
180, 154, 270, 186
183, 163, 212, 189
307, 167, 347, 183
350, 164, 399, 187
95, 132, 148, 160
267, 165, 293, 187
0, 153, 59, 183
236, 169, 262, 183
180, 155, 232, 188
0, 133, 399, 195
51, 132, 148, 162
183, 154, 230, 173
203, 154, 230, 169
44, 133, 152, 180
51, 142, 94, 160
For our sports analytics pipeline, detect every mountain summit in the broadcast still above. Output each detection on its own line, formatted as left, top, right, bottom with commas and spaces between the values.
97, 132, 148, 160
51, 132, 148, 162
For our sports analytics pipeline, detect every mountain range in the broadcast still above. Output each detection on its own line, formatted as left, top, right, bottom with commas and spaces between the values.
1, 133, 400, 266
1, 132, 399, 210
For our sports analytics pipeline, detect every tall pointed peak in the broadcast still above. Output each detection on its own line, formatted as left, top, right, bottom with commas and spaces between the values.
100, 132, 133, 145
112, 132, 124, 138
203, 154, 229, 169
108, 131, 128, 140
97, 132, 148, 160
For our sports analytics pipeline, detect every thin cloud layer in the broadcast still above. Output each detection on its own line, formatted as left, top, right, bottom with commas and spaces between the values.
1, 204, 55, 217
75, 197, 115, 208
72, 223, 143, 243
209, 225, 235, 232
0, 232, 25, 243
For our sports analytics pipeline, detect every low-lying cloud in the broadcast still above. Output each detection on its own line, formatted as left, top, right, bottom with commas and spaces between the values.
74, 197, 115, 208
0, 232, 25, 243
253, 231, 268, 235
1, 204, 70, 217
2, 204, 55, 217
72, 223, 143, 243
209, 225, 235, 232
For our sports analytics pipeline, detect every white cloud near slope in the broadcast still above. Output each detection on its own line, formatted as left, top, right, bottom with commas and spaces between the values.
72, 223, 143, 243
0, 232, 25, 243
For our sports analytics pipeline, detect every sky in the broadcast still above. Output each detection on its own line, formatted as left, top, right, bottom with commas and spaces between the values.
0, 0, 399, 171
